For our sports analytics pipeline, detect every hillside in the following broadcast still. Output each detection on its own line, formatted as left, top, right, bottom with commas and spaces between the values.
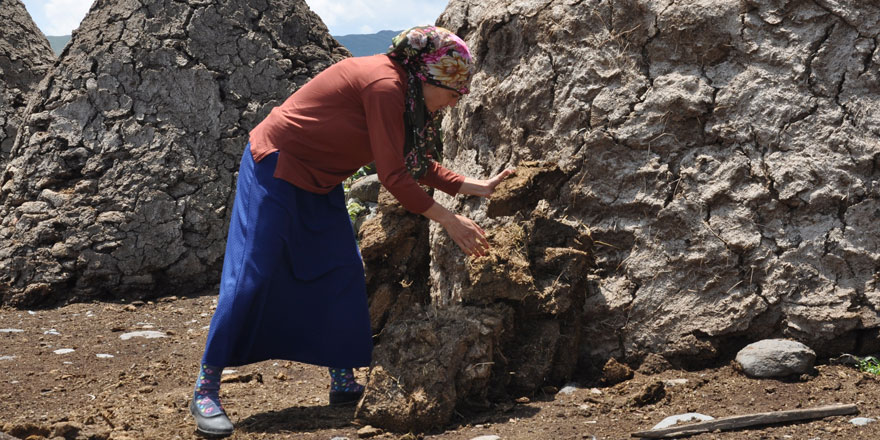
45, 31, 398, 57
46, 35, 70, 54
333, 29, 399, 56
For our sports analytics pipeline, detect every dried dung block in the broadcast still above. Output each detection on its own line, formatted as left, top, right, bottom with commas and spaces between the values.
0, 0, 348, 307
355, 306, 505, 432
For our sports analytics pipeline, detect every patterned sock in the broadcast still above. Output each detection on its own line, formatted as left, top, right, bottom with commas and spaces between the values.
328, 367, 364, 393
193, 364, 225, 416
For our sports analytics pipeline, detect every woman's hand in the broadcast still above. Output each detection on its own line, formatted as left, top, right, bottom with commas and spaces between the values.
422, 203, 490, 257
458, 169, 516, 197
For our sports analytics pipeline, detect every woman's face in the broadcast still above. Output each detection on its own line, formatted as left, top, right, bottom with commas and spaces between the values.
422, 82, 462, 112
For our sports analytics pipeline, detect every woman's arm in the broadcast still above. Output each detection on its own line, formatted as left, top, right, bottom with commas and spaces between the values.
457, 169, 516, 197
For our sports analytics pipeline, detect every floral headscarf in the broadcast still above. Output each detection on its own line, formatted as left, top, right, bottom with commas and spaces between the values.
387, 26, 475, 179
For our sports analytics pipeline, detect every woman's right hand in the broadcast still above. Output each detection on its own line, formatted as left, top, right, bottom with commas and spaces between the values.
441, 213, 490, 257
422, 202, 490, 257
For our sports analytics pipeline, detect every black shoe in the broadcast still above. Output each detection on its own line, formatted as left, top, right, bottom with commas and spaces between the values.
329, 389, 364, 406
190, 399, 234, 437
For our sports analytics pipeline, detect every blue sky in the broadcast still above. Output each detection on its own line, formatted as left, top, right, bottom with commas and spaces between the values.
20, 0, 449, 36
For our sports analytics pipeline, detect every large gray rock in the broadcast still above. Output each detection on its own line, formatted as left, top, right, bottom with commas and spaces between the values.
434, 0, 880, 366
0, 0, 349, 306
735, 338, 816, 378
0, 0, 55, 163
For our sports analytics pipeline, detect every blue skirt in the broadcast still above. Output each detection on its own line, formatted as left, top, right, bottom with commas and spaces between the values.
201, 145, 372, 368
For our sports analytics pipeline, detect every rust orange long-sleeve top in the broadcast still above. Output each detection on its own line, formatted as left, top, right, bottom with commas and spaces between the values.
248, 55, 464, 214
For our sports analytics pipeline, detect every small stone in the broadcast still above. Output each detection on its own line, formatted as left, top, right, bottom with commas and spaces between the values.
96, 354, 114, 359
137, 386, 154, 394
830, 354, 860, 366
470, 436, 501, 440
558, 384, 577, 395
357, 425, 382, 438
123, 305, 137, 312
0, 355, 16, 361
53, 348, 75, 355
0, 329, 24, 333
652, 413, 715, 430
274, 372, 288, 381
515, 397, 530, 404
663, 379, 688, 387
850, 417, 876, 426
735, 339, 816, 378
348, 174, 381, 203
119, 331, 166, 340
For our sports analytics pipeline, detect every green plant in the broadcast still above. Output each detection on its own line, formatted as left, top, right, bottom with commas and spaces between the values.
347, 199, 365, 224
857, 356, 880, 375
344, 163, 376, 194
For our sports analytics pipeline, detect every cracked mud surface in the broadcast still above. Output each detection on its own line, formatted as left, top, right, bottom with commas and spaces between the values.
2, 295, 880, 439
436, 0, 880, 366
0, 0, 55, 163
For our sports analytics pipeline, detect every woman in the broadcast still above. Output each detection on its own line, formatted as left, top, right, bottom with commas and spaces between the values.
190, 26, 514, 437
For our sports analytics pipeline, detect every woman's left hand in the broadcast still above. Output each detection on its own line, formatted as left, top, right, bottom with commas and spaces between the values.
459, 169, 516, 197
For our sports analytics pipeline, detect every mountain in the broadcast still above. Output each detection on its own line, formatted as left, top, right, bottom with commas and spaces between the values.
334, 30, 400, 57
45, 31, 399, 57
46, 35, 71, 54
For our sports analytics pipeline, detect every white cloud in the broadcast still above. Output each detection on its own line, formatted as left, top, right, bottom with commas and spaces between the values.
305, 0, 449, 36
40, 0, 92, 35
23, 0, 448, 37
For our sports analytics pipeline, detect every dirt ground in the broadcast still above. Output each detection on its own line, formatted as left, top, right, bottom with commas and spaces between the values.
2, 294, 879, 440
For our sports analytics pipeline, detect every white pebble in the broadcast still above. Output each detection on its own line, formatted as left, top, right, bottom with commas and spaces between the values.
470, 436, 501, 440
0, 355, 16, 361
558, 382, 578, 395
96, 354, 115, 359
850, 417, 876, 426
53, 348, 75, 355
663, 379, 689, 387
43, 329, 61, 335
0, 329, 24, 333
653, 413, 715, 430
119, 330, 166, 340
